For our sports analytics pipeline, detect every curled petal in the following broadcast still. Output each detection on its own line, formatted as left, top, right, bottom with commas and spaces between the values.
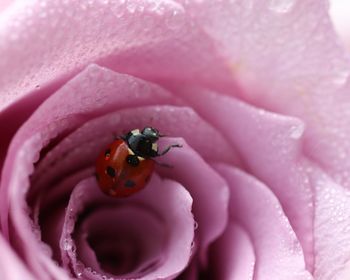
215, 164, 312, 279
156, 137, 230, 266
209, 223, 255, 280
60, 175, 194, 279
0, 234, 36, 280
178, 88, 314, 268
178, 0, 350, 189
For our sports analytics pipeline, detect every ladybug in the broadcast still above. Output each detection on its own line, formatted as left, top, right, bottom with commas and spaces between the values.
95, 127, 181, 197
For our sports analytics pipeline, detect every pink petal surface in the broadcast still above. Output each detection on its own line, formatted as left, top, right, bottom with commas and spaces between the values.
0, 233, 35, 280
176, 257, 198, 280
1, 133, 71, 280
215, 165, 312, 279
180, 88, 350, 278
0, 0, 233, 111
0, 0, 12, 13
179, 0, 350, 190
178, 88, 314, 269
330, 0, 350, 50
157, 137, 230, 266
209, 222, 255, 280
310, 168, 350, 279
60, 175, 194, 279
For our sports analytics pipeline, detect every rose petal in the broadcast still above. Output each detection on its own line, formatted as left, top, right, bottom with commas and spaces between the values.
0, 234, 36, 280
330, 0, 350, 50
0, 134, 71, 280
209, 223, 255, 280
178, 0, 349, 96
60, 175, 194, 279
178, 0, 350, 189
310, 168, 350, 279
177, 88, 314, 269
215, 164, 312, 279
0, 0, 233, 111
177, 257, 198, 280
156, 137, 230, 266
0, 0, 12, 13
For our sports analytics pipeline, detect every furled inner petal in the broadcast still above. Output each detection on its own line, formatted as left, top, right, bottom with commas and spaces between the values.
1, 65, 235, 279
156, 137, 230, 266
178, 87, 314, 269
209, 222, 255, 280
0, 233, 36, 280
60, 175, 194, 279
215, 164, 312, 280
38, 168, 93, 263
74, 207, 165, 277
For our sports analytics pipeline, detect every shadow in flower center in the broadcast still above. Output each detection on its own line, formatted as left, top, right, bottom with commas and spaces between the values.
73, 205, 165, 278
89, 236, 140, 275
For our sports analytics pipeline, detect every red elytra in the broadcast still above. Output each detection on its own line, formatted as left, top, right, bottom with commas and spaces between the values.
95, 139, 155, 198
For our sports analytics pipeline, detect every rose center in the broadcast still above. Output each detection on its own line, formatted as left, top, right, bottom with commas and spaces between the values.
74, 205, 166, 278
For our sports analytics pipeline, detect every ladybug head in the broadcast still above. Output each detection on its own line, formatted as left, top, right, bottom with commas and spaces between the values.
141, 127, 160, 143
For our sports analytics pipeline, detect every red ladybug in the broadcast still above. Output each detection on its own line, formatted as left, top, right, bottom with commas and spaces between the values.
95, 127, 181, 197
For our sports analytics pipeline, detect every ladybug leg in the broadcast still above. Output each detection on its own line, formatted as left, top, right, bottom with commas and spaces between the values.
157, 144, 182, 156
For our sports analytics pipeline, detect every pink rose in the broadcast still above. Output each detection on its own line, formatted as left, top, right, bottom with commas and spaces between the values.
1, 1, 350, 279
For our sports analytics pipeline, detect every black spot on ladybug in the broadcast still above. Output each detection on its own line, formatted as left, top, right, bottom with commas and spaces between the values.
106, 166, 116, 178
105, 149, 111, 160
124, 180, 136, 188
126, 155, 140, 167
95, 173, 100, 181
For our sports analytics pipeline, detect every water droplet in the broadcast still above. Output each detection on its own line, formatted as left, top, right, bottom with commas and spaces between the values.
268, 0, 295, 13
75, 262, 84, 277
289, 124, 304, 139
194, 221, 198, 230
165, 10, 184, 31
72, 244, 77, 253
126, 2, 137, 13
60, 238, 72, 251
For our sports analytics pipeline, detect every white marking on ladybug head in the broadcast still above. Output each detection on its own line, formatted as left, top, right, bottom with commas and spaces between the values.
152, 143, 158, 152
131, 129, 140, 135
